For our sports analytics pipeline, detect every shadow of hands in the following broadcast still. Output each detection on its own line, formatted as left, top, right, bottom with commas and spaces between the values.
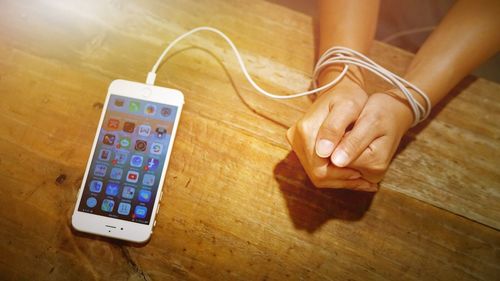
274, 152, 375, 233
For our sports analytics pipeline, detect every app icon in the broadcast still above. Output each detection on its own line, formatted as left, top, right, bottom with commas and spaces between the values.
130, 155, 144, 167
129, 101, 140, 112
145, 104, 156, 115
118, 137, 131, 149
117, 202, 131, 215
126, 171, 139, 183
122, 186, 136, 199
101, 199, 115, 212
138, 125, 151, 137
86, 197, 97, 208
123, 122, 135, 133
134, 205, 147, 219
107, 118, 120, 130
142, 174, 155, 186
90, 180, 103, 193
138, 189, 152, 203
155, 127, 167, 139
114, 99, 124, 107
160, 107, 172, 117
105, 182, 120, 196
150, 142, 163, 155
110, 167, 123, 180
134, 140, 147, 152
114, 152, 128, 165
94, 164, 107, 177
98, 149, 111, 161
103, 134, 116, 145
146, 157, 159, 171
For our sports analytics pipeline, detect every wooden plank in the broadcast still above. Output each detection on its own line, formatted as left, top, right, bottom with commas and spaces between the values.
368, 44, 500, 229
0, 0, 499, 280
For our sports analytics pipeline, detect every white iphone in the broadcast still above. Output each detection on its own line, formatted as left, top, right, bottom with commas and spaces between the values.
72, 79, 184, 243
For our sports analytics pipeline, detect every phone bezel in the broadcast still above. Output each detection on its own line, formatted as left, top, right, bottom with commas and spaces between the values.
72, 79, 184, 243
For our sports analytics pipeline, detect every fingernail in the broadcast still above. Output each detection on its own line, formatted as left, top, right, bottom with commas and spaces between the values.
316, 139, 334, 157
332, 150, 349, 167
348, 173, 361, 179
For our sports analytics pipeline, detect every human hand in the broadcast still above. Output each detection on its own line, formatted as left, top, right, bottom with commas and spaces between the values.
286, 73, 378, 191
330, 91, 414, 183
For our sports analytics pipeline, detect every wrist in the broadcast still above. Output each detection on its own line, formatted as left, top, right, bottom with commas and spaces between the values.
317, 65, 365, 96
373, 92, 414, 133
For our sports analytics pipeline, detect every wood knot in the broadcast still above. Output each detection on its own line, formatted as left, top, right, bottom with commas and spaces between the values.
92, 102, 103, 110
55, 174, 67, 185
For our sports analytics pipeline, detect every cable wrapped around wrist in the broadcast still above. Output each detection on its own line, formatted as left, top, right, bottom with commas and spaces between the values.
147, 27, 431, 126
312, 47, 431, 126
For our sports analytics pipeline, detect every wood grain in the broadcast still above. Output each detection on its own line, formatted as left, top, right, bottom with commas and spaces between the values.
0, 0, 499, 280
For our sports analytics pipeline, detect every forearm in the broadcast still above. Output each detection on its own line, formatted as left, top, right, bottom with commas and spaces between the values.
319, 0, 379, 54
404, 0, 500, 106
318, 0, 380, 86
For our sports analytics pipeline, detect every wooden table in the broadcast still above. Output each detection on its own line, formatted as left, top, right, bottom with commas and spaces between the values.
1, 0, 499, 280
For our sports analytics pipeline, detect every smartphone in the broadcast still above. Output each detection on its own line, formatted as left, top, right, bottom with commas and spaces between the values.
72, 79, 184, 243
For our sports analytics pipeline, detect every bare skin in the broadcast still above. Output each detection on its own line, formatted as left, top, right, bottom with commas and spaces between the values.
286, 0, 380, 191
287, 0, 500, 191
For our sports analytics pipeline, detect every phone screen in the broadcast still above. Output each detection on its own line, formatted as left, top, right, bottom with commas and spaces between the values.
78, 94, 178, 225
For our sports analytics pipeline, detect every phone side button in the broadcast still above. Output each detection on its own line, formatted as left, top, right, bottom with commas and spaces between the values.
154, 220, 157, 227
159, 191, 164, 201
156, 204, 160, 215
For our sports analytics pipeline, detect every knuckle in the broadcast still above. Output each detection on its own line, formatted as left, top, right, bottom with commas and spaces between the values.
370, 163, 388, 174
372, 116, 384, 130
320, 122, 341, 137
342, 136, 361, 154
364, 152, 389, 174
341, 99, 359, 110
359, 114, 377, 127
296, 119, 310, 136
309, 167, 328, 187
310, 167, 327, 180
364, 112, 384, 128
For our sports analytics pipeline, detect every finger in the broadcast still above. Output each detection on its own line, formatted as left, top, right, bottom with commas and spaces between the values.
288, 124, 324, 170
315, 177, 378, 192
331, 117, 383, 167
295, 98, 333, 164
316, 164, 363, 180
288, 126, 362, 181
315, 100, 362, 158
349, 135, 399, 183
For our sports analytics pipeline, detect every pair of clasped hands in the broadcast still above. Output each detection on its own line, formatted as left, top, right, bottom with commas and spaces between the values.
287, 67, 415, 192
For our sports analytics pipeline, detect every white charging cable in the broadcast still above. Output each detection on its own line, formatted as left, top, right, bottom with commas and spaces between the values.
146, 26, 347, 99
314, 47, 432, 125
146, 26, 431, 126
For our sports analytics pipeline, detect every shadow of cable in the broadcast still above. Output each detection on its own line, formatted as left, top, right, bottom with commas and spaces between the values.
273, 152, 375, 233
